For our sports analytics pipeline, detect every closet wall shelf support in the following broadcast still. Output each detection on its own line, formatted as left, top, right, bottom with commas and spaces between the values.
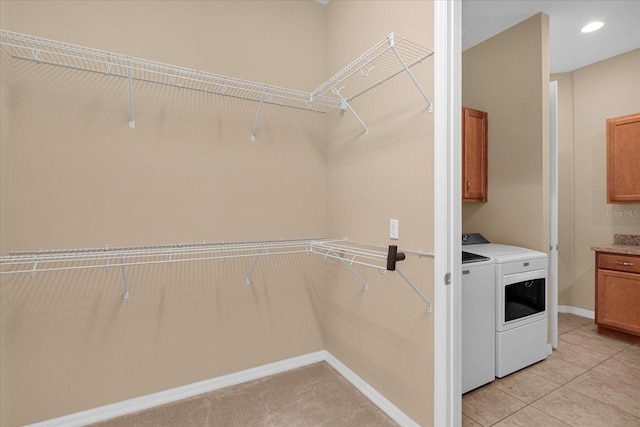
120, 256, 130, 300
332, 86, 368, 135
321, 248, 369, 290
0, 29, 433, 137
30, 256, 38, 278
308, 241, 433, 310
0, 238, 433, 310
311, 32, 434, 115
389, 36, 433, 113
396, 268, 432, 313
246, 248, 265, 285
126, 57, 135, 128
251, 89, 268, 142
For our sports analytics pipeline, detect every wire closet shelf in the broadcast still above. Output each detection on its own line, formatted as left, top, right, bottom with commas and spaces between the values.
0, 29, 434, 137
0, 238, 433, 312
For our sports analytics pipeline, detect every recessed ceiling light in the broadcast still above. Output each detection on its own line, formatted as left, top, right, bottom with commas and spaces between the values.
581, 21, 604, 33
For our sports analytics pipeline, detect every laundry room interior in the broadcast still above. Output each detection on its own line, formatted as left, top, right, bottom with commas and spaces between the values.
1, 1, 639, 426
459, 2, 639, 425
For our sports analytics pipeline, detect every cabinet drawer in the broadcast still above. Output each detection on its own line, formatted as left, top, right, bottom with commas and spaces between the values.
597, 253, 640, 274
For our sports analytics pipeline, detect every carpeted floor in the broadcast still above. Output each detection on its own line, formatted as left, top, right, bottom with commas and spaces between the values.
91, 361, 399, 426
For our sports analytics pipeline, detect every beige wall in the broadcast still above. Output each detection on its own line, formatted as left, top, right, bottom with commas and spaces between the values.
555, 49, 640, 312
325, 2, 435, 425
0, 1, 436, 426
1, 2, 329, 425
462, 13, 550, 253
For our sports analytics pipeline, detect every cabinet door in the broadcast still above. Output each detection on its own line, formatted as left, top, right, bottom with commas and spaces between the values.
462, 107, 488, 202
607, 113, 640, 203
596, 269, 640, 335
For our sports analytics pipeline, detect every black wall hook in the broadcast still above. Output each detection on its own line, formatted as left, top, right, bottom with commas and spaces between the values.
387, 245, 406, 271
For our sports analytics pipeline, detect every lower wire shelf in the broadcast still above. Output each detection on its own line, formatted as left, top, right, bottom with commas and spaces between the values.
0, 237, 433, 311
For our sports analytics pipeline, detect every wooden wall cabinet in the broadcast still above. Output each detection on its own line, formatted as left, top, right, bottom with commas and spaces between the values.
462, 107, 488, 202
607, 113, 640, 203
595, 251, 640, 343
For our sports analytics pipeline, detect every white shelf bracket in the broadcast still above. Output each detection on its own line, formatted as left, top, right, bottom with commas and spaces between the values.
32, 43, 41, 62
326, 249, 368, 290
332, 86, 368, 135
126, 57, 135, 128
30, 256, 38, 278
246, 248, 264, 285
105, 55, 113, 75
395, 267, 431, 312
104, 245, 110, 272
251, 89, 269, 142
168, 67, 176, 86
120, 256, 130, 300
389, 39, 433, 113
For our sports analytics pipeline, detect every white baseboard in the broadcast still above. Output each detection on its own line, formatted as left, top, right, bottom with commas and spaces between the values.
324, 352, 419, 427
27, 351, 327, 427
558, 305, 595, 319
27, 350, 417, 427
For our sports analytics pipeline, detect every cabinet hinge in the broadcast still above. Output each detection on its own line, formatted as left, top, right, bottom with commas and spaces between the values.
444, 272, 451, 285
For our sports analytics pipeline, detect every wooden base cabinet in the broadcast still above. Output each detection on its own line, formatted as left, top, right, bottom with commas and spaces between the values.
595, 251, 640, 343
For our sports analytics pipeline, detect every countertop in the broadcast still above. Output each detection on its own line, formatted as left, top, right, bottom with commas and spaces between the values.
591, 234, 640, 256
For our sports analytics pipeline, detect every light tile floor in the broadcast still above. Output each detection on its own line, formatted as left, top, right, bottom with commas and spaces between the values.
462, 313, 640, 427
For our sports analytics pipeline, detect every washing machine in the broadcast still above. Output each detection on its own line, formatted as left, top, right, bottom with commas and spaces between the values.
461, 250, 495, 393
463, 233, 549, 377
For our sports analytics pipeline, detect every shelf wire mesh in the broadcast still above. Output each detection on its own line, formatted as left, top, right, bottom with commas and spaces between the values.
0, 30, 432, 114
0, 29, 340, 113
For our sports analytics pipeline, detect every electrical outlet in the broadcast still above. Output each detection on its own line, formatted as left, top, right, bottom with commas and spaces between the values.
390, 219, 399, 240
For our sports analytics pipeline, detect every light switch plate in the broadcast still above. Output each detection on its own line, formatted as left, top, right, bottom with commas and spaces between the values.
390, 219, 399, 240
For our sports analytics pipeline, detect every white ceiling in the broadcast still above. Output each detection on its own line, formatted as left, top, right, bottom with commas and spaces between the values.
462, 0, 640, 73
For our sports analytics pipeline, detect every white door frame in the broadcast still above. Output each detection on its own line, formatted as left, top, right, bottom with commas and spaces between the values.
549, 80, 559, 348
434, 1, 462, 425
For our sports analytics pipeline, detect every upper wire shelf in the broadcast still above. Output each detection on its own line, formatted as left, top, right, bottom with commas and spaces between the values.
0, 238, 433, 311
312, 33, 433, 107
0, 29, 339, 113
0, 238, 332, 273
0, 29, 433, 138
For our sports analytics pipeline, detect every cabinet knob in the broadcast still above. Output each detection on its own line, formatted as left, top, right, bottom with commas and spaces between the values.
614, 261, 635, 266
466, 181, 471, 191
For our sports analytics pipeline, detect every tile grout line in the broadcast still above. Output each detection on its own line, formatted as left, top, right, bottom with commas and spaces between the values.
538, 325, 640, 424
561, 348, 640, 423
488, 375, 566, 426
